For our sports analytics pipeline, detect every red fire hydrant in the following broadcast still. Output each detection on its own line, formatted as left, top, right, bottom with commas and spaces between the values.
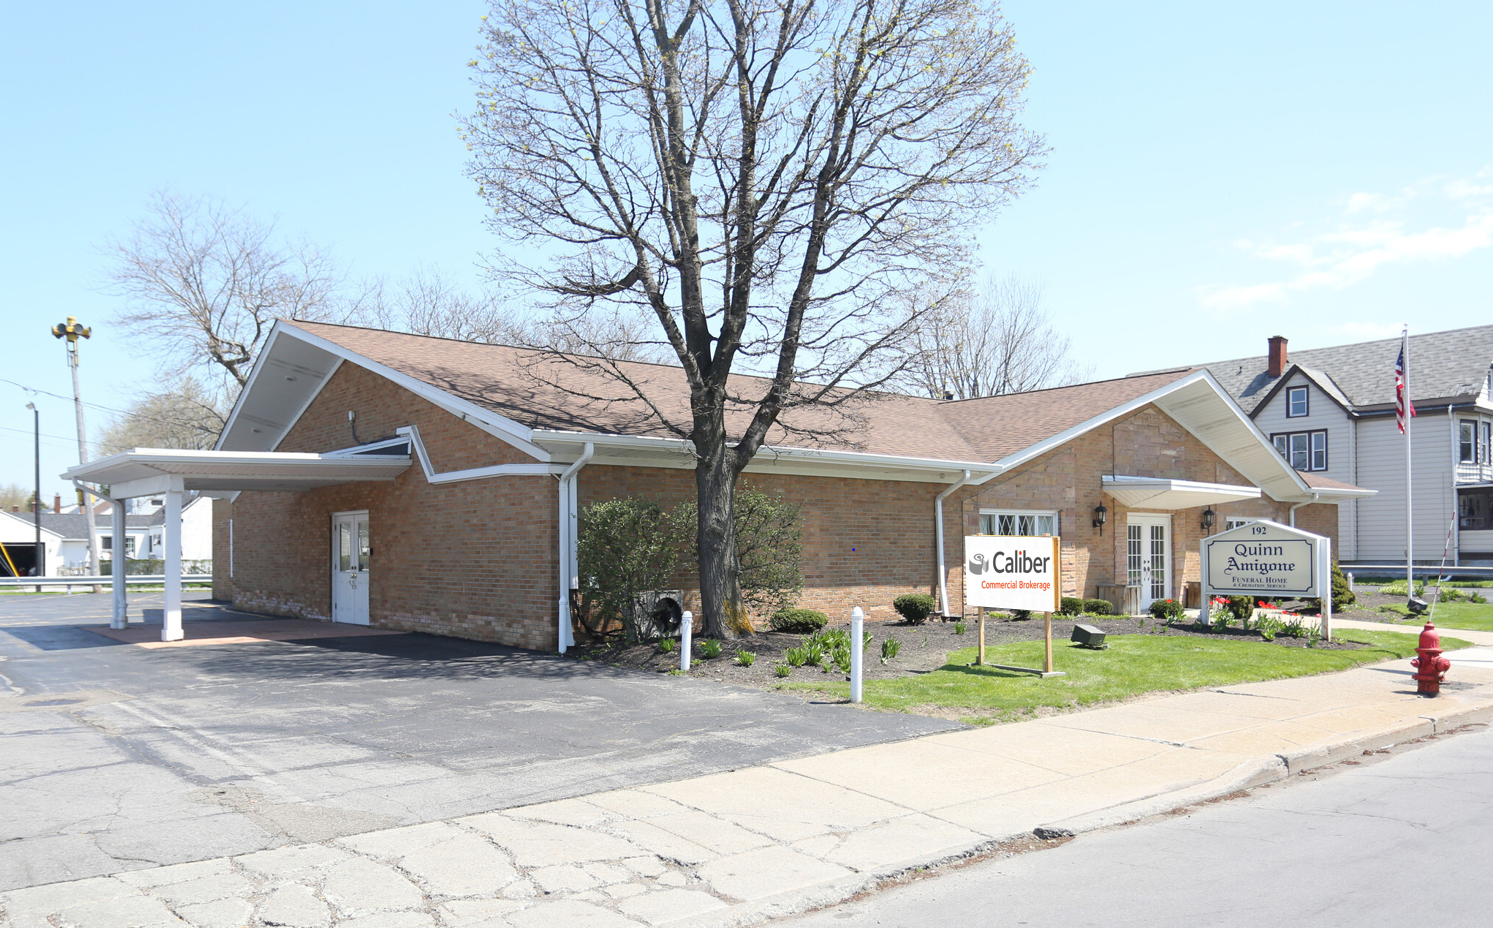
1410, 621, 1452, 696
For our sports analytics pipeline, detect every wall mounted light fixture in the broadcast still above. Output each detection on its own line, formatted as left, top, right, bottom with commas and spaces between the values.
1202, 507, 1216, 532
1092, 503, 1108, 535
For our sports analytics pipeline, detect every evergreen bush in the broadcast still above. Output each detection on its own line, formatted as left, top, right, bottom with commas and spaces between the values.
769, 608, 829, 634
892, 593, 937, 625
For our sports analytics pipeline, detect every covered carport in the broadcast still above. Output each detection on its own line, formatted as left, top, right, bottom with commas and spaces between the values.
61, 449, 410, 641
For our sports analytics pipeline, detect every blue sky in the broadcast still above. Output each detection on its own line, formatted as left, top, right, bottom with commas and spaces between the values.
2, 1, 1489, 494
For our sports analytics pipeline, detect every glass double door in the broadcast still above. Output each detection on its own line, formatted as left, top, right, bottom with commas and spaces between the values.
1126, 514, 1172, 610
331, 511, 370, 625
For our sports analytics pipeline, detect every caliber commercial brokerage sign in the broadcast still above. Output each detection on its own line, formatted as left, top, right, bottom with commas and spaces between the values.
964, 535, 1062, 613
1201, 520, 1328, 598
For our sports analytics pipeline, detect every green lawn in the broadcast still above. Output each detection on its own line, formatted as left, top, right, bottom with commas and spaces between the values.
782, 631, 1466, 726
1378, 601, 1493, 632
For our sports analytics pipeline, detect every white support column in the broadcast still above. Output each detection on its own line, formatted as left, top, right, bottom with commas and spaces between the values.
162, 480, 184, 642
111, 500, 127, 629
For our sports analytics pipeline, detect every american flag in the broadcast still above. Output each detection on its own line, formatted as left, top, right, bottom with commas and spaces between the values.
1395, 344, 1416, 433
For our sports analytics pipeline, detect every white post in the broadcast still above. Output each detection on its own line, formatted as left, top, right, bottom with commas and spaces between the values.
850, 606, 864, 703
162, 483, 184, 642
680, 611, 692, 672
111, 500, 127, 629
1320, 538, 1332, 641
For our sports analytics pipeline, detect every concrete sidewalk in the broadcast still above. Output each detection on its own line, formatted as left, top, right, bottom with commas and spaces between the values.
6, 640, 1493, 928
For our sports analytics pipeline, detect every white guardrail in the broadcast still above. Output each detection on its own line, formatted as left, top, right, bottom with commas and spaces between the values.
1345, 565, 1493, 580
0, 574, 213, 591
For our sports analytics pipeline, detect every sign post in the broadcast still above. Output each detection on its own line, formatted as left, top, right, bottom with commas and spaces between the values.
1201, 520, 1332, 640
963, 535, 1065, 678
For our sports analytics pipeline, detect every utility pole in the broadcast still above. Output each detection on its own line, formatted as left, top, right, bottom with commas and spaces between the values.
52, 317, 101, 594
26, 402, 41, 592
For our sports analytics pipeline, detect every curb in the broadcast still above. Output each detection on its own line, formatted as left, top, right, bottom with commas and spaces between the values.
672, 691, 1493, 927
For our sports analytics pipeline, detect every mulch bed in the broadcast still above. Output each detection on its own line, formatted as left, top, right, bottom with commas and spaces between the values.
569, 610, 1376, 690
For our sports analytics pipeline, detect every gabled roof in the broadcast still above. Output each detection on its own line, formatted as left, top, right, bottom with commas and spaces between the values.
0, 511, 154, 541
1183, 325, 1493, 415
214, 320, 1341, 500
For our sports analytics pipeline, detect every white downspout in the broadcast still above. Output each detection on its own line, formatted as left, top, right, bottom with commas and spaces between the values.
556, 443, 594, 654
935, 470, 974, 618
1288, 491, 1321, 527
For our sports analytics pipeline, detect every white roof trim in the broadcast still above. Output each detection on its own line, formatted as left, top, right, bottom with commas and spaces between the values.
1103, 476, 1261, 510
62, 448, 412, 496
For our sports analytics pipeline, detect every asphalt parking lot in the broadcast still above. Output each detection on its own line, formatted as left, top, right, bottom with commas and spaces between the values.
0, 592, 956, 892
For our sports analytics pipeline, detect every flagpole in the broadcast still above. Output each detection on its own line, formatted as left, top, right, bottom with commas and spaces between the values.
1404, 326, 1413, 595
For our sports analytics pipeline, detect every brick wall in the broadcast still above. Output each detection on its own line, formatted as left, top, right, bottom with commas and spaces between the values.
223, 362, 560, 650
219, 363, 1348, 647
936, 406, 1338, 615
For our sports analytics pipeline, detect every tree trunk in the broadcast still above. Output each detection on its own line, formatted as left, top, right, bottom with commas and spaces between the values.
694, 441, 746, 639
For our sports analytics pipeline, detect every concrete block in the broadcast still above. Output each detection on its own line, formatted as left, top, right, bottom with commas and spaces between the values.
696, 846, 851, 902
617, 888, 727, 925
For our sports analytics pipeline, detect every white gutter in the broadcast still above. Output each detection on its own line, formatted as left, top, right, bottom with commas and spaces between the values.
1288, 491, 1321, 527
935, 470, 974, 618
556, 443, 595, 654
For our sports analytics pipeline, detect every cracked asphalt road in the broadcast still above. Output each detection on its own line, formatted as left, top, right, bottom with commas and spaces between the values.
0, 592, 957, 892
782, 723, 1493, 927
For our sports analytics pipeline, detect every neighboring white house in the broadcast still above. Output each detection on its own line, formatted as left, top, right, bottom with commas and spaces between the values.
1179, 327, 1493, 565
0, 495, 213, 575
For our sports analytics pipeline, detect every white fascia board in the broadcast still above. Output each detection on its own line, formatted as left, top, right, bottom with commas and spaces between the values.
396, 426, 564, 483
533, 428, 1002, 480
273, 323, 552, 462
1153, 371, 1316, 501
1304, 486, 1378, 500
214, 323, 283, 452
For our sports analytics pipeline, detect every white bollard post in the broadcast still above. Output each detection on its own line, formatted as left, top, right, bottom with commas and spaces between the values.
850, 606, 864, 703
680, 610, 692, 672
1346, 571, 1355, 594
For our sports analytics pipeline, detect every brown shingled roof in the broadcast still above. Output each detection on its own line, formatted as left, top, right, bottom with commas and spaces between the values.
287, 321, 1197, 463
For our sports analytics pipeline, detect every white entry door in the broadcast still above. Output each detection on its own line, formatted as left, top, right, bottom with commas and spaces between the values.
1127, 514, 1172, 610
331, 511, 370, 625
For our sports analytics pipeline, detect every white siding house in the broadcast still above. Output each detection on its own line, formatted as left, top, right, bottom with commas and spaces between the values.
1188, 326, 1493, 566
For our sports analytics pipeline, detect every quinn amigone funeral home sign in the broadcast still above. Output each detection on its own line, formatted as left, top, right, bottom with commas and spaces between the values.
1201, 519, 1333, 639
963, 535, 1064, 677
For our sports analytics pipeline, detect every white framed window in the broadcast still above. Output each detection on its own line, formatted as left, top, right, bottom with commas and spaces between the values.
980, 509, 1058, 536
1483, 421, 1491, 465
1461, 420, 1478, 463
1286, 386, 1309, 418
124, 537, 137, 558
1272, 430, 1328, 471
1225, 518, 1253, 530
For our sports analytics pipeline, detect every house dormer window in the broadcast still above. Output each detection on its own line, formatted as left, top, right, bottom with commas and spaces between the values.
1286, 386, 1308, 418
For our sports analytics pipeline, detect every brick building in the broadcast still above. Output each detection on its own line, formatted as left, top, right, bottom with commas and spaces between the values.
67, 321, 1372, 648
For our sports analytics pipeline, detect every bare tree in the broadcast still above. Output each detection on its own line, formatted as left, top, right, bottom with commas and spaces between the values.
106, 191, 353, 388
905, 274, 1092, 399
97, 376, 229, 456
464, 0, 1044, 636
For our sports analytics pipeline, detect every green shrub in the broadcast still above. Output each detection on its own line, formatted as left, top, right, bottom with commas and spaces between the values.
658, 638, 676, 654
775, 664, 792, 677
833, 646, 852, 673
1224, 596, 1254, 623
577, 497, 691, 642
1471, 592, 1488, 604
1437, 586, 1466, 603
1082, 598, 1116, 616
770, 608, 828, 634
674, 487, 807, 620
953, 622, 966, 635
1059, 597, 1085, 615
736, 650, 756, 667
1010, 609, 1032, 621
784, 646, 807, 667
1378, 579, 1425, 597
1148, 598, 1185, 622
700, 638, 723, 659
893, 593, 937, 625
880, 637, 901, 664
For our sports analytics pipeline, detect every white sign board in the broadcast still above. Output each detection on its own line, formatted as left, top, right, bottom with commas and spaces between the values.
1201, 520, 1328, 598
963, 536, 1061, 613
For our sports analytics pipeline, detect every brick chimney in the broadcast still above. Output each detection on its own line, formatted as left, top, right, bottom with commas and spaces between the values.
53, 493, 61, 514
1267, 335, 1288, 378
